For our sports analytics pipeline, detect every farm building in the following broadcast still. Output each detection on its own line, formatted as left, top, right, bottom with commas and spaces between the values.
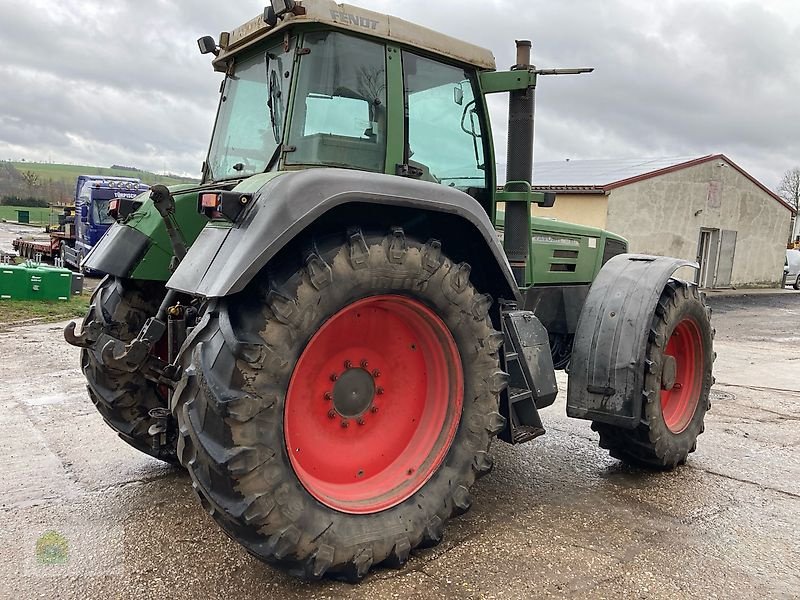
529, 154, 796, 288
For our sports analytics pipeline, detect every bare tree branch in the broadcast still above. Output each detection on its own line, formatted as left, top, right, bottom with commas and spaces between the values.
776, 167, 800, 212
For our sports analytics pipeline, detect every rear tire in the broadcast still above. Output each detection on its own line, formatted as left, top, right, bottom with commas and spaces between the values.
173, 228, 507, 580
81, 276, 179, 464
592, 281, 714, 469
793, 274, 800, 290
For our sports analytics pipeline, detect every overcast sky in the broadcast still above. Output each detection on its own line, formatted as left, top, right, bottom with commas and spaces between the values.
1, 0, 798, 189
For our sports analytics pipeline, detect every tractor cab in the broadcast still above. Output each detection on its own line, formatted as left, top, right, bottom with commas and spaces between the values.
201, 0, 496, 213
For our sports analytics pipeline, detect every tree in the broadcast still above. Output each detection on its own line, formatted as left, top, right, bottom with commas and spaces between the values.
778, 168, 800, 244
777, 167, 800, 212
20, 169, 40, 195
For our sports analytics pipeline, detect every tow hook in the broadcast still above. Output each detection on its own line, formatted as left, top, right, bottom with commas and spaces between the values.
63, 319, 103, 348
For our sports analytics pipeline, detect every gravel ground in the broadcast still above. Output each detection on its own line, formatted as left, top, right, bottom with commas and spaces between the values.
0, 283, 798, 598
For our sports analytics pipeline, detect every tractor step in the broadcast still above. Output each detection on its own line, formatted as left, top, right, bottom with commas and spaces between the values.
498, 306, 558, 444
513, 425, 546, 444
508, 387, 533, 404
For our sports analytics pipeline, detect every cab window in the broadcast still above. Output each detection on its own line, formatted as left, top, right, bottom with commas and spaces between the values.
402, 52, 486, 190
286, 31, 387, 172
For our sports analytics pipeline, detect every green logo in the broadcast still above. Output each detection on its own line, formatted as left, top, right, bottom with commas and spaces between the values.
35, 530, 68, 565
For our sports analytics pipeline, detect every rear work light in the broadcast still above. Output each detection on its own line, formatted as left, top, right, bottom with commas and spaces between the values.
200, 193, 219, 209
198, 191, 252, 221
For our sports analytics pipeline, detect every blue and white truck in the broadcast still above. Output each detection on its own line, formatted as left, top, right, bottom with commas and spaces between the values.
14, 175, 149, 272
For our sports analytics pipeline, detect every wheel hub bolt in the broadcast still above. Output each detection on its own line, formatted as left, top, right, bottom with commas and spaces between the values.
324, 392, 332, 401
341, 419, 349, 428
344, 360, 352, 369
371, 406, 379, 414
357, 418, 365, 426
372, 369, 381, 378
376, 387, 384, 395
330, 373, 338, 382
327, 410, 336, 419
360, 359, 369, 368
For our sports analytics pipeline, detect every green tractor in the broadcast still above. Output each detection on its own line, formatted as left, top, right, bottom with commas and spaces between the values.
66, 0, 714, 581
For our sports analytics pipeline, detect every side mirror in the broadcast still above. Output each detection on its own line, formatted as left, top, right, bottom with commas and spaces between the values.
197, 36, 219, 56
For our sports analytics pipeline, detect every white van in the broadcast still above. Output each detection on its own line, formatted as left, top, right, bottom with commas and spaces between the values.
785, 249, 800, 289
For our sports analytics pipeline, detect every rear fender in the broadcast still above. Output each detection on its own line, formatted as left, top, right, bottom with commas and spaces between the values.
167, 168, 521, 303
566, 254, 698, 428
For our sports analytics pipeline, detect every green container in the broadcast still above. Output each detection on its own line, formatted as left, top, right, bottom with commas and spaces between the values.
0, 263, 73, 301
0, 265, 29, 300
17, 210, 30, 224
25, 265, 48, 300
37, 265, 73, 301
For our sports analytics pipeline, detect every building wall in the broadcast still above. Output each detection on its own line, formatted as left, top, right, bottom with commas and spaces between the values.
604, 160, 792, 287
531, 193, 609, 228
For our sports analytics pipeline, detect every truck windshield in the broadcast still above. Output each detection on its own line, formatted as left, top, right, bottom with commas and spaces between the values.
286, 31, 387, 172
206, 41, 293, 181
92, 199, 115, 225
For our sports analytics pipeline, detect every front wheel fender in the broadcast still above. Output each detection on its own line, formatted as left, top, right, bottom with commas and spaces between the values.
566, 254, 699, 428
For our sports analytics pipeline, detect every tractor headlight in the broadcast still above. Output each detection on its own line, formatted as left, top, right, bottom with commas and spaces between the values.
264, 0, 296, 26
270, 0, 296, 16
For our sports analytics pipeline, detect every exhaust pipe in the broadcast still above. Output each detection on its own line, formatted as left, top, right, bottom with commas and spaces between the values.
504, 40, 535, 286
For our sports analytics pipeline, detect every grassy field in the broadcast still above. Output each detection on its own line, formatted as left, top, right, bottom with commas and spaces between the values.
0, 205, 52, 225
10, 162, 198, 187
0, 295, 90, 326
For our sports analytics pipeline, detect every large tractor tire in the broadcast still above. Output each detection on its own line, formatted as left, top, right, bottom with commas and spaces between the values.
173, 228, 508, 580
81, 276, 179, 464
592, 280, 714, 469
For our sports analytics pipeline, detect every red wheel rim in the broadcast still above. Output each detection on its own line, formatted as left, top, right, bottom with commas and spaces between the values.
284, 295, 464, 514
660, 318, 704, 433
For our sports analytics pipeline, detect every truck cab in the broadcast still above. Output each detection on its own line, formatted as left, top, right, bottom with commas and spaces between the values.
67, 175, 149, 270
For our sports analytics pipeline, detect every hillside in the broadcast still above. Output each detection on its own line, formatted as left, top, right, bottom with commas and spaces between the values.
10, 162, 198, 187
1, 161, 199, 207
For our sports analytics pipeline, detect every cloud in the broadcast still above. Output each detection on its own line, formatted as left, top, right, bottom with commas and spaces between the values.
1, 0, 798, 187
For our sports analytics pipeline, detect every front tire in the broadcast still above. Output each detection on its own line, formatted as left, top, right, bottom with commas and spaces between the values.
592, 280, 714, 469
173, 228, 507, 580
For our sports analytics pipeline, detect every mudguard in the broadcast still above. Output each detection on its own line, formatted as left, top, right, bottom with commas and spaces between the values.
566, 254, 698, 428
167, 168, 520, 302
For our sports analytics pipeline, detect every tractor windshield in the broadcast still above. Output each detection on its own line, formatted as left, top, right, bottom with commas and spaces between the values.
206, 41, 294, 181
285, 31, 387, 172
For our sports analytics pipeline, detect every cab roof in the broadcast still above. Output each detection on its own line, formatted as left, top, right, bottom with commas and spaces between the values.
213, 0, 497, 72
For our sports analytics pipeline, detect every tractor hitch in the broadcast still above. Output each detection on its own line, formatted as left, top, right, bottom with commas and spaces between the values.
65, 289, 189, 387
